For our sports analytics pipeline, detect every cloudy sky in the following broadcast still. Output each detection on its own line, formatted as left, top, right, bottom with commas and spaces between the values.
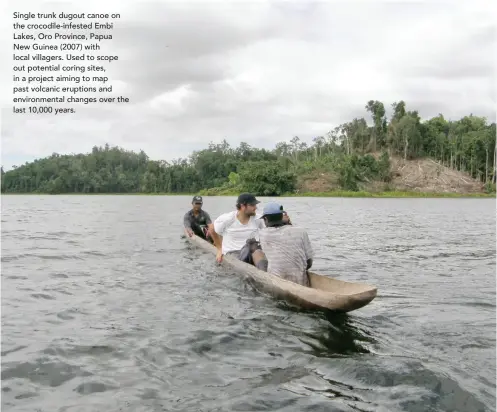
1, 0, 495, 170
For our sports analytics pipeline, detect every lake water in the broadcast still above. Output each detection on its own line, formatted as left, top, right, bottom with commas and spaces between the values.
1, 195, 495, 412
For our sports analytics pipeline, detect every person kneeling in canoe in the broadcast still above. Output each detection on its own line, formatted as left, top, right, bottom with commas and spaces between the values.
183, 195, 217, 244
212, 193, 269, 270
259, 202, 314, 286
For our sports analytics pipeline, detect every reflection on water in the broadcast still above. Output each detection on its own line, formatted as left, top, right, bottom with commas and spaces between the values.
1, 195, 495, 412
298, 314, 375, 358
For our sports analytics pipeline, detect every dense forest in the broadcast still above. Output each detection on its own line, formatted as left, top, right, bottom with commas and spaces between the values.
2, 100, 496, 195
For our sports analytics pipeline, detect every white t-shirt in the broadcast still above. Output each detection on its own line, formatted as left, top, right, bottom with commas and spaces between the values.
259, 225, 314, 286
213, 211, 265, 254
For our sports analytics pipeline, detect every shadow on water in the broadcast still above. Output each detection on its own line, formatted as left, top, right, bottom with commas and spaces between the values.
299, 314, 375, 358
272, 301, 377, 359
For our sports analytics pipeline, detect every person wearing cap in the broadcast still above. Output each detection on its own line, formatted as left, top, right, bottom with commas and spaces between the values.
258, 202, 314, 286
212, 193, 268, 269
183, 195, 216, 244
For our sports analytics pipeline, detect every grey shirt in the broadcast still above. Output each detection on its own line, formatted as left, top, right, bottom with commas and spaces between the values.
259, 225, 314, 286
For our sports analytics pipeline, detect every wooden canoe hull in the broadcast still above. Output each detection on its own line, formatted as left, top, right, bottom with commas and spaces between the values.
187, 235, 377, 312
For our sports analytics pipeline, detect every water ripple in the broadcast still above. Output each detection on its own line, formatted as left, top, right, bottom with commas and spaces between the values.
1, 195, 495, 412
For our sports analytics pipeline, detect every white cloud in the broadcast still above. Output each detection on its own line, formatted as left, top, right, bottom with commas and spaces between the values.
150, 84, 196, 116
1, 0, 495, 170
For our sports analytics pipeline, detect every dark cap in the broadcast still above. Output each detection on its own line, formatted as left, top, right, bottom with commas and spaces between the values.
192, 195, 203, 203
236, 193, 260, 205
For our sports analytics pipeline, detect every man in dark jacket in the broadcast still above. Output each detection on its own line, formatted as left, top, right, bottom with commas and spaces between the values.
183, 195, 216, 243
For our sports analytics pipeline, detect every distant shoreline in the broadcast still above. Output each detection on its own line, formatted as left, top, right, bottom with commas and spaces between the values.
2, 191, 495, 198
285, 191, 495, 198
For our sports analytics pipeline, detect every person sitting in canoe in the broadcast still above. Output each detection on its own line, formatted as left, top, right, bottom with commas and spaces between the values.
183, 195, 217, 244
212, 193, 269, 270
258, 202, 314, 286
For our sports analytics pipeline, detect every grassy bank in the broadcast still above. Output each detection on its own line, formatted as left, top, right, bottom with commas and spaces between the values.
198, 187, 495, 198
3, 190, 493, 198
0, 192, 196, 196
285, 190, 496, 198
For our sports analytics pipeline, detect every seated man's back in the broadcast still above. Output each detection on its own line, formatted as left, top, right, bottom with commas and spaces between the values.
259, 203, 313, 286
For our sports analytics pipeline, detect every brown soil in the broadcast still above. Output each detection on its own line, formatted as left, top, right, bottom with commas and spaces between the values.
297, 170, 340, 193
387, 156, 485, 193
297, 156, 486, 194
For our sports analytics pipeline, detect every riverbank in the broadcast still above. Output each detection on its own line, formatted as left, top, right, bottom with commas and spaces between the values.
198, 187, 495, 198
0, 192, 196, 196
287, 190, 496, 198
2, 190, 494, 198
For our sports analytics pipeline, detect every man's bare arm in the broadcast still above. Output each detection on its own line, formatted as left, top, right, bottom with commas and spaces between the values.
210, 226, 224, 262
207, 223, 221, 248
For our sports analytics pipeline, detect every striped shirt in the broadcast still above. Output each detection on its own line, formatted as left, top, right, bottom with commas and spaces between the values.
259, 225, 314, 286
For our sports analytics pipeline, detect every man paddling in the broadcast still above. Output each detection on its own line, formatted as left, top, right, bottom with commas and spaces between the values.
212, 193, 268, 270
259, 202, 314, 286
183, 195, 217, 244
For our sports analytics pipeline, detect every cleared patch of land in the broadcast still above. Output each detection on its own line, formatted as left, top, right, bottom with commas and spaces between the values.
297, 155, 487, 195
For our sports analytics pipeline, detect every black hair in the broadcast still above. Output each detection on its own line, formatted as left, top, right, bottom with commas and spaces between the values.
236, 202, 255, 210
264, 213, 285, 227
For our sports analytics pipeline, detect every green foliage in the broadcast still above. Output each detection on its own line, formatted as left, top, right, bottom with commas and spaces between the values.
337, 157, 359, 191
1, 100, 495, 195
228, 172, 240, 186
484, 182, 496, 194
335, 152, 392, 191
238, 160, 297, 196
378, 151, 392, 182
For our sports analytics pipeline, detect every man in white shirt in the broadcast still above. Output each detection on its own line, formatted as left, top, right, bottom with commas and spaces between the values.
259, 202, 314, 286
212, 193, 268, 270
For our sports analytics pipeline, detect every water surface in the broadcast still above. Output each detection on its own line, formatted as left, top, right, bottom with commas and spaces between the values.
1, 195, 495, 411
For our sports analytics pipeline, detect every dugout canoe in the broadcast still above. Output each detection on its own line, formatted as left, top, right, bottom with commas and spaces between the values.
187, 235, 377, 312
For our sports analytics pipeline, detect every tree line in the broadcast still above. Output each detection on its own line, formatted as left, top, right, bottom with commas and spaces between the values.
2, 100, 495, 195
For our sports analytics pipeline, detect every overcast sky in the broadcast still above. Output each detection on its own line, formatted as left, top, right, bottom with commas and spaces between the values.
1, 0, 495, 170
